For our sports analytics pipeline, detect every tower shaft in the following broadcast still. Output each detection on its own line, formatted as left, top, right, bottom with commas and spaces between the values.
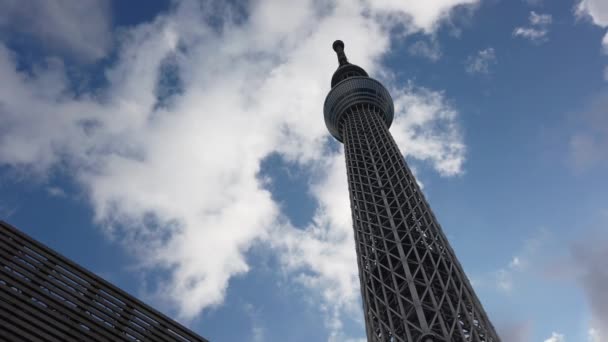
342, 104, 498, 342
324, 40, 500, 342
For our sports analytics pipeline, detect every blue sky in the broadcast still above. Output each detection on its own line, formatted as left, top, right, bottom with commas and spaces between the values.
0, 0, 607, 341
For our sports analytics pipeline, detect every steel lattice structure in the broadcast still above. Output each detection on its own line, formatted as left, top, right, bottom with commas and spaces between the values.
324, 41, 500, 342
0, 221, 208, 342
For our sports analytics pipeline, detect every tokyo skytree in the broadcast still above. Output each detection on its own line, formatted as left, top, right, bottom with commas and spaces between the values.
323, 40, 500, 342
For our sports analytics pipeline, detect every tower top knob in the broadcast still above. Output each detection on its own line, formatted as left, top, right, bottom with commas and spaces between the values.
332, 40, 348, 66
329, 39, 369, 88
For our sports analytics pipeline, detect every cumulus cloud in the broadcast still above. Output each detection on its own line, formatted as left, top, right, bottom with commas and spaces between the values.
0, 0, 473, 337
513, 11, 552, 43
390, 86, 466, 175
465, 47, 497, 75
0, 0, 112, 62
576, 0, 608, 27
272, 153, 360, 341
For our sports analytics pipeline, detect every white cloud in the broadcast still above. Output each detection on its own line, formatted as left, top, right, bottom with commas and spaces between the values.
513, 27, 548, 41
496, 252, 531, 293
408, 39, 442, 61
390, 86, 466, 176
272, 153, 361, 341
576, 0, 608, 27
0, 0, 473, 336
513, 11, 552, 43
244, 303, 266, 342
496, 255, 527, 292
365, 0, 479, 33
530, 11, 553, 26
509, 256, 522, 269
496, 269, 514, 292
576, 0, 608, 79
465, 47, 497, 75
0, 0, 112, 61
544, 332, 566, 342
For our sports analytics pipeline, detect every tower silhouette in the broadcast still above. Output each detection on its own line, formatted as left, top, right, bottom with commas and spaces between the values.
324, 40, 500, 342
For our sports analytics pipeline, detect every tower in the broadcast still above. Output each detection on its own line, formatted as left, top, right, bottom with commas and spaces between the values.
324, 41, 500, 342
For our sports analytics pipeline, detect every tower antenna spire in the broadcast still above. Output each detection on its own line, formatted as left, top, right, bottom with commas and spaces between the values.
328, 40, 369, 89
332, 40, 348, 66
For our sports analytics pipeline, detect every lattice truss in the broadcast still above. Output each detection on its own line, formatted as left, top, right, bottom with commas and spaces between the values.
340, 104, 500, 342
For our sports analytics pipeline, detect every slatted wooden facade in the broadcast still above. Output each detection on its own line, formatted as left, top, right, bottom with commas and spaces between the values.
0, 221, 208, 342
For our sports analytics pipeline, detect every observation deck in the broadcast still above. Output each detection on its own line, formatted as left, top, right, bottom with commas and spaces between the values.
324, 40, 394, 142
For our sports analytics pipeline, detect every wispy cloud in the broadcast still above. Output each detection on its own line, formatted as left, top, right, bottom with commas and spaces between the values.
529, 11, 553, 26
522, 0, 544, 6
243, 303, 266, 342
513, 11, 553, 43
568, 91, 608, 172
46, 186, 67, 198
588, 328, 602, 342
571, 233, 608, 341
472, 229, 548, 294
0, 0, 112, 62
465, 47, 497, 75
497, 320, 532, 342
496, 256, 523, 293
408, 39, 441, 62
0, 203, 17, 219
